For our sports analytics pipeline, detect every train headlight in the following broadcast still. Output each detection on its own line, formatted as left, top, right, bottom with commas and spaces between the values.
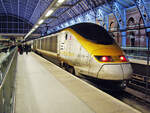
119, 56, 128, 62
95, 56, 112, 62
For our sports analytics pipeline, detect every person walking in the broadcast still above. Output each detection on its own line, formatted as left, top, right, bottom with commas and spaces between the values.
18, 45, 23, 55
24, 44, 29, 55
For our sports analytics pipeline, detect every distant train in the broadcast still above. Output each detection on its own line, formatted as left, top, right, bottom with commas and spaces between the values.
33, 23, 133, 88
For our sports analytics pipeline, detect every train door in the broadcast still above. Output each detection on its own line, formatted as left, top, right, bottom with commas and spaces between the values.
57, 32, 66, 59
88, 55, 101, 78
65, 32, 74, 62
39, 39, 41, 49
64, 33, 70, 61
78, 46, 90, 75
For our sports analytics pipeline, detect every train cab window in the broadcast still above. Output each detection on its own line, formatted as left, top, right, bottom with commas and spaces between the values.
70, 23, 114, 45
65, 34, 68, 40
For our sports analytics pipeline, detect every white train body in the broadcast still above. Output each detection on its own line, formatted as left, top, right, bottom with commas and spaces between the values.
33, 23, 132, 84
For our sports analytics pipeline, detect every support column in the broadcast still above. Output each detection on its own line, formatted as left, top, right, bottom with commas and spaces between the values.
106, 0, 127, 47
105, 15, 109, 31
122, 32, 126, 47
135, 0, 150, 47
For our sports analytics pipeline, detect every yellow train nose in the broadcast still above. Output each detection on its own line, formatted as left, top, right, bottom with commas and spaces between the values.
92, 45, 128, 63
92, 45, 123, 56
94, 55, 128, 63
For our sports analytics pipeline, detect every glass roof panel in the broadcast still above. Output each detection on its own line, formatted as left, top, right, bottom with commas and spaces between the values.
0, 1, 6, 13
0, 0, 138, 34
12, 0, 18, 15
3, 0, 12, 14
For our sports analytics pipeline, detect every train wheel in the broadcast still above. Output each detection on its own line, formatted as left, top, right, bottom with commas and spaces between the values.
60, 61, 66, 70
62, 66, 66, 70
68, 66, 75, 74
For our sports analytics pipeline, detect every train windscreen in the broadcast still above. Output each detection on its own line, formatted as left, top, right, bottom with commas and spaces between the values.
70, 23, 114, 45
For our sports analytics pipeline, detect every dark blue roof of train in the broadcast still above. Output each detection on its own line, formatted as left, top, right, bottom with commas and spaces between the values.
70, 23, 114, 45
44, 22, 114, 45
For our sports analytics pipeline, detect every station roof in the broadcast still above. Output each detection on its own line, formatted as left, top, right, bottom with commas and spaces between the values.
0, 0, 135, 40
0, 0, 135, 24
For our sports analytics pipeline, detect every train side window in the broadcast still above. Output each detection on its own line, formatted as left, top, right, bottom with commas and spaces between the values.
65, 34, 68, 40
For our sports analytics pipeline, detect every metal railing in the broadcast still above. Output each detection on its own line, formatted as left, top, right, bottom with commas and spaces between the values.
122, 47, 148, 60
122, 47, 150, 97
0, 48, 18, 113
128, 73, 150, 94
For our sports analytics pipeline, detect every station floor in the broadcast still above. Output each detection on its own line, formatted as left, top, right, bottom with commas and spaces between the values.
14, 53, 141, 113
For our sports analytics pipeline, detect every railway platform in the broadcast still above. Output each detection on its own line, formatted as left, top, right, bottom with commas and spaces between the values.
129, 58, 150, 65
128, 58, 150, 78
14, 52, 141, 113
127, 58, 150, 101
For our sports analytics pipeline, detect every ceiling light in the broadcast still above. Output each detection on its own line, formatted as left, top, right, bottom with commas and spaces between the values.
38, 19, 44, 24
32, 29, 35, 31
57, 0, 65, 4
45, 9, 53, 17
35, 25, 39, 28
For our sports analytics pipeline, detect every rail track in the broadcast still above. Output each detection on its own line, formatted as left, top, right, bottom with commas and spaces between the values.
128, 73, 150, 95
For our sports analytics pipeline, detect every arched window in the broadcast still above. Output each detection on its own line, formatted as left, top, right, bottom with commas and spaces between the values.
0, 14, 37, 33
138, 17, 146, 47
109, 19, 121, 45
127, 17, 135, 27
109, 21, 115, 31
127, 17, 136, 47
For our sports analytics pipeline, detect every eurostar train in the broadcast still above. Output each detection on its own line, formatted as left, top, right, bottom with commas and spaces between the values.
33, 23, 133, 87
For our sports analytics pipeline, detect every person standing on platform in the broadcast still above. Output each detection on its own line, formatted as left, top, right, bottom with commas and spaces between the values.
18, 45, 23, 55
24, 44, 29, 55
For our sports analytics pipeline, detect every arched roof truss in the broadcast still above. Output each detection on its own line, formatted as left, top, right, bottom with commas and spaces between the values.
0, 0, 150, 40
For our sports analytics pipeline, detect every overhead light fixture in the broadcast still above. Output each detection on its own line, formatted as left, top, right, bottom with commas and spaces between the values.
57, 0, 65, 4
35, 25, 39, 28
45, 9, 54, 17
24, 0, 66, 40
38, 19, 44, 24
31, 29, 35, 31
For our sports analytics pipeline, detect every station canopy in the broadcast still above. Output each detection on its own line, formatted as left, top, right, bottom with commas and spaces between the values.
0, 0, 135, 40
